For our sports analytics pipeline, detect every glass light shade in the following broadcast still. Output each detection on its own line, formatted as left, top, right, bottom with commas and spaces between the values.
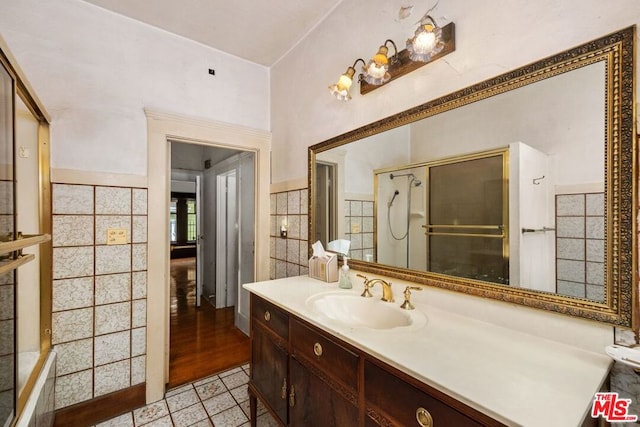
363, 45, 391, 85
329, 67, 356, 101
407, 21, 444, 62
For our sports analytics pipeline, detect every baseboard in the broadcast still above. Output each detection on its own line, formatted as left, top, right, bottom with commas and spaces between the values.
54, 383, 146, 427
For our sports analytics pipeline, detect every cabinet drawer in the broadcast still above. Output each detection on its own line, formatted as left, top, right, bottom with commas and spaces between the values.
251, 294, 289, 340
365, 360, 490, 427
290, 318, 359, 391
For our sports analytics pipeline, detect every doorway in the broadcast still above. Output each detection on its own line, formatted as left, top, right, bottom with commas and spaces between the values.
168, 141, 255, 387
146, 111, 271, 403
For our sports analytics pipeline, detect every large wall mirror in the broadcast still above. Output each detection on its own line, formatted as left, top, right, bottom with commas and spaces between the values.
309, 26, 636, 327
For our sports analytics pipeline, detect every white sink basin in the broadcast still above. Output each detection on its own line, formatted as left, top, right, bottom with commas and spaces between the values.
306, 291, 427, 331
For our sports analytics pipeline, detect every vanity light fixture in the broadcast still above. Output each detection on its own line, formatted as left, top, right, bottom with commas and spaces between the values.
406, 15, 444, 62
328, 58, 366, 101
363, 40, 399, 85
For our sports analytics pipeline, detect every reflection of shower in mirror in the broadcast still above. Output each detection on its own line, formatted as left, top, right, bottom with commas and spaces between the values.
383, 171, 425, 268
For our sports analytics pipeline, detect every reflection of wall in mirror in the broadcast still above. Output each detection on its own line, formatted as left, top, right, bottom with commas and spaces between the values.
510, 142, 554, 292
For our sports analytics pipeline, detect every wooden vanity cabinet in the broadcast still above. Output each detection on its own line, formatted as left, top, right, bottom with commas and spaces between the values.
248, 294, 504, 427
249, 296, 289, 424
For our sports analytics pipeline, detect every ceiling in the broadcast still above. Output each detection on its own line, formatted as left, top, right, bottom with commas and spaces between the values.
81, 0, 345, 66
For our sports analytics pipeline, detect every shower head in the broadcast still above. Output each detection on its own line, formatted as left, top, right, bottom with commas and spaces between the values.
412, 179, 422, 187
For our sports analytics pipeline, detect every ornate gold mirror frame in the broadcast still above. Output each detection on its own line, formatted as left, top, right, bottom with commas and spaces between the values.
309, 26, 636, 327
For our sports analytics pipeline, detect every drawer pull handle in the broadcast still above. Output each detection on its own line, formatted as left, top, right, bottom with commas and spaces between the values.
289, 386, 296, 407
281, 377, 287, 399
416, 407, 433, 427
313, 342, 323, 357
264, 310, 271, 321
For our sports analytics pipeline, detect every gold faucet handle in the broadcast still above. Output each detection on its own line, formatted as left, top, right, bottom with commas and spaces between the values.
357, 274, 373, 298
400, 286, 422, 310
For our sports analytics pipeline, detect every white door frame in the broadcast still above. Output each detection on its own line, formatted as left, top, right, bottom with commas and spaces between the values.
146, 110, 271, 403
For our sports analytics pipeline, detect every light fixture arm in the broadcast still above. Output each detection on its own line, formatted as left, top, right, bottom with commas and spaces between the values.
383, 39, 399, 63
352, 58, 366, 82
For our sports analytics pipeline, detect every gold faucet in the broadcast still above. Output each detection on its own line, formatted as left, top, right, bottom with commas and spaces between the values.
356, 274, 394, 302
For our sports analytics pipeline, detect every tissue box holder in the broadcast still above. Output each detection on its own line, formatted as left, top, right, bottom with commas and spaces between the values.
309, 252, 338, 282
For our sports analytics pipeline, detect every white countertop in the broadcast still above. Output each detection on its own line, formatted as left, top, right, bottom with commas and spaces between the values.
244, 275, 613, 427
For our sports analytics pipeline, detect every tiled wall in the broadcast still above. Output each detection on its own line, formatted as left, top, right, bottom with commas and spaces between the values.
51, 184, 147, 410
270, 189, 308, 279
344, 199, 374, 262
0, 270, 14, 424
555, 193, 605, 300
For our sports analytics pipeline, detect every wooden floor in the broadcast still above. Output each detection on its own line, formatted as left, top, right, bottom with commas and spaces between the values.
169, 257, 250, 389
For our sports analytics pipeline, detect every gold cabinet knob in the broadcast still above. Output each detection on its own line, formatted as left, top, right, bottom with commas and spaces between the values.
313, 342, 323, 357
264, 310, 271, 321
416, 407, 433, 427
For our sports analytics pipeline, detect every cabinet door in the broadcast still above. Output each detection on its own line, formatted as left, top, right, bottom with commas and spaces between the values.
251, 325, 288, 424
289, 357, 358, 427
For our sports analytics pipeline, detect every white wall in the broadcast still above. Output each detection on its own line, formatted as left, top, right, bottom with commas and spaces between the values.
270, 0, 639, 186
0, 0, 270, 176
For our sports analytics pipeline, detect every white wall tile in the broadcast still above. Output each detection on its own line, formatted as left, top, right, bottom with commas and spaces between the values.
132, 189, 147, 215
132, 271, 147, 299
53, 246, 94, 279
0, 320, 13, 355
0, 181, 13, 215
556, 280, 585, 298
286, 240, 299, 264
95, 331, 130, 366
276, 193, 287, 214
52, 308, 94, 345
132, 216, 147, 243
132, 300, 146, 328
132, 244, 147, 271
54, 370, 93, 409
53, 277, 94, 312
556, 217, 585, 238
131, 356, 146, 386
556, 194, 584, 216
53, 184, 93, 215
53, 216, 94, 247
586, 217, 604, 239
300, 189, 308, 214
94, 360, 130, 397
557, 259, 585, 283
586, 262, 605, 286
586, 239, 605, 262
54, 338, 93, 376
96, 187, 131, 215
131, 327, 146, 357
287, 191, 300, 214
96, 245, 131, 275
95, 216, 131, 245
0, 285, 14, 320
95, 302, 131, 335
95, 273, 131, 305
556, 238, 585, 261
586, 193, 605, 216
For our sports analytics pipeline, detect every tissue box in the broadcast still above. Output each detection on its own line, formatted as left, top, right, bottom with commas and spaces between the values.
309, 252, 338, 282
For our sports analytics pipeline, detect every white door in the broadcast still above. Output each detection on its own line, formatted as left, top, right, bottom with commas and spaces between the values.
195, 174, 203, 307
215, 170, 238, 308
236, 153, 255, 334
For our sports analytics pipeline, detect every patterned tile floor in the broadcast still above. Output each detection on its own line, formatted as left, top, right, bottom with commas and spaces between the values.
96, 365, 279, 427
